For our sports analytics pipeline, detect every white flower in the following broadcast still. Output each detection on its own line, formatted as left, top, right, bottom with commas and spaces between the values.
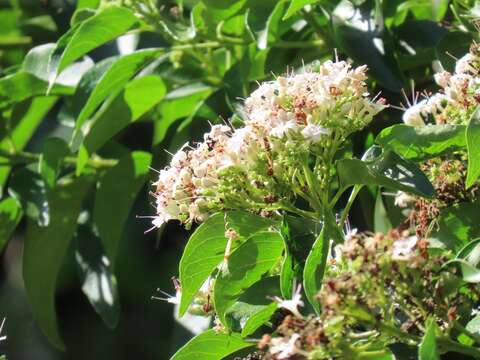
402, 100, 427, 127
272, 284, 304, 318
270, 334, 301, 359
456, 53, 477, 74
392, 236, 418, 261
301, 124, 329, 143
394, 191, 415, 208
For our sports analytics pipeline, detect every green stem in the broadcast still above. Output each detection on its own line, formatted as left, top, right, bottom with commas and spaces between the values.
438, 337, 480, 358
0, 149, 118, 169
339, 185, 363, 230
302, 164, 323, 213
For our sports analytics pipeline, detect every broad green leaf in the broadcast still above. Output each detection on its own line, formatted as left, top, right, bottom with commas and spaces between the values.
8, 169, 49, 227
224, 276, 280, 336
283, 0, 319, 19
466, 107, 480, 187
457, 239, 480, 266
93, 151, 151, 265
448, 259, 480, 283
0, 72, 71, 110
398, 0, 448, 22
75, 225, 119, 329
376, 124, 467, 161
280, 215, 319, 297
201, 0, 248, 23
23, 43, 93, 87
246, 0, 289, 49
47, 5, 137, 87
337, 146, 435, 198
23, 176, 92, 349
419, 319, 440, 360
40, 138, 70, 188
153, 83, 214, 145
303, 211, 341, 313
214, 231, 284, 326
0, 197, 22, 253
0, 97, 58, 195
77, 0, 100, 10
431, 201, 480, 251
333, 0, 404, 91
72, 48, 163, 148
171, 329, 253, 360
77, 75, 166, 174
179, 211, 276, 316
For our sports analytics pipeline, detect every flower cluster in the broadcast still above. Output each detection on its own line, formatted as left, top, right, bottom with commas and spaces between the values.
403, 43, 480, 126
152, 60, 385, 228
256, 230, 478, 360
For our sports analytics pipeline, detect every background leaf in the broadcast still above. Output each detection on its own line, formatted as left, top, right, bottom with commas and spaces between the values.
0, 197, 22, 253
23, 176, 92, 349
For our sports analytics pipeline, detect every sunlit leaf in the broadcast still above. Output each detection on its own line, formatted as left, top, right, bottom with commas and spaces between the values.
0, 197, 22, 253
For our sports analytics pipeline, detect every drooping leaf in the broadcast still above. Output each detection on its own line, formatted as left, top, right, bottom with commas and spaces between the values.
224, 276, 280, 336
214, 231, 284, 326
8, 168, 49, 227
337, 146, 435, 198
283, 0, 319, 20
178, 211, 276, 316
23, 43, 93, 87
0, 72, 70, 110
0, 97, 58, 195
93, 151, 151, 265
466, 107, 480, 188
71, 48, 163, 148
303, 210, 341, 313
419, 318, 440, 360
376, 124, 467, 161
47, 5, 138, 87
75, 225, 119, 329
171, 329, 253, 360
77, 75, 166, 174
23, 176, 92, 349
0, 197, 22, 253
40, 138, 70, 188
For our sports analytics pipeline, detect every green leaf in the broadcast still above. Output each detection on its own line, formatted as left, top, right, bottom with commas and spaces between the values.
246, 0, 288, 49
283, 0, 319, 19
419, 319, 440, 360
280, 215, 319, 298
23, 43, 93, 87
332, 0, 404, 91
224, 276, 280, 336
171, 329, 253, 360
431, 200, 480, 251
71, 49, 163, 149
93, 151, 151, 265
0, 97, 58, 195
447, 259, 480, 283
337, 146, 435, 198
47, 5, 137, 87
0, 72, 71, 110
466, 107, 480, 187
0, 197, 22, 253
8, 169, 49, 227
153, 83, 214, 145
214, 231, 284, 326
77, 0, 100, 10
75, 225, 119, 329
457, 238, 480, 266
376, 124, 467, 161
179, 211, 276, 316
303, 211, 341, 313
40, 138, 70, 188
23, 176, 92, 349
466, 315, 480, 336
77, 75, 166, 174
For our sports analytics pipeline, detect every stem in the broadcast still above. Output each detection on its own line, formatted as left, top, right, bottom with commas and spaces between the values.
302, 164, 323, 213
339, 185, 363, 230
438, 337, 480, 358
357, 350, 391, 359
0, 149, 118, 169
